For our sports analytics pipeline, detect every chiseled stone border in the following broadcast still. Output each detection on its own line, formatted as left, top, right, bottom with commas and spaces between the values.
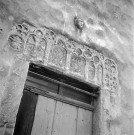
6, 22, 120, 135
8, 22, 119, 93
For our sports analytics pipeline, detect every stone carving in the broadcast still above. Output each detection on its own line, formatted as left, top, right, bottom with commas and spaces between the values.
8, 22, 119, 92
48, 39, 67, 69
35, 38, 47, 61
43, 29, 56, 44
74, 16, 85, 32
66, 39, 76, 52
93, 56, 100, 64
88, 61, 95, 81
97, 65, 103, 85
84, 48, 92, 58
70, 53, 86, 77
15, 23, 30, 40
25, 34, 36, 58
8, 34, 24, 52
24, 30, 47, 61
34, 29, 47, 61
104, 59, 118, 91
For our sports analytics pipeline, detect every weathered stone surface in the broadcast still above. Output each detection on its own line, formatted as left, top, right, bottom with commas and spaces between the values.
48, 43, 67, 69
0, 0, 133, 135
8, 34, 24, 52
0, 21, 128, 135
97, 65, 103, 85
88, 61, 95, 82
0, 57, 29, 125
4, 22, 121, 135
70, 54, 86, 76
7, 22, 119, 92
74, 16, 85, 32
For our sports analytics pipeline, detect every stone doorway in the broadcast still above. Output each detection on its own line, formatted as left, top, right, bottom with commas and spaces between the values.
13, 63, 98, 135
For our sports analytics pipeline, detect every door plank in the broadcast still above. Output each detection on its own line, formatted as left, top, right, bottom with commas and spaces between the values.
13, 91, 38, 135
31, 96, 56, 135
52, 101, 77, 135
76, 108, 92, 135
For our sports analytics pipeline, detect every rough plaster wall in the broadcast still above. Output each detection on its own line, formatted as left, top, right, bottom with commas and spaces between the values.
0, 0, 133, 135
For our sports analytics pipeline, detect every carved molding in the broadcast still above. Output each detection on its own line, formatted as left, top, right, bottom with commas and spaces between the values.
8, 22, 119, 93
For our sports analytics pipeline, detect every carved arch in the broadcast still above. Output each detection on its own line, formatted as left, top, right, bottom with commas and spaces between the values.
48, 39, 67, 69
70, 53, 86, 77
8, 22, 119, 92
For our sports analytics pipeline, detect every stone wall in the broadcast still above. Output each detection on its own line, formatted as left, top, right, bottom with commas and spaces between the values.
0, 0, 133, 135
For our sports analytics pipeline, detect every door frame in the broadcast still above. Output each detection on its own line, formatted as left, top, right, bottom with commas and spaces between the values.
13, 63, 101, 135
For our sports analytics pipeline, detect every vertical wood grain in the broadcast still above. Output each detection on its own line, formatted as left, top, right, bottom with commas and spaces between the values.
31, 96, 56, 135
76, 108, 92, 135
52, 101, 77, 135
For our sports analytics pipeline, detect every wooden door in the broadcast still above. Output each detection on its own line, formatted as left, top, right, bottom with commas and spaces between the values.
13, 65, 97, 135
14, 91, 93, 135
31, 95, 92, 135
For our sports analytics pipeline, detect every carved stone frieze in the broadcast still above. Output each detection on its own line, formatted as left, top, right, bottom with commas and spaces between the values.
25, 34, 36, 58
97, 65, 103, 85
8, 34, 24, 52
88, 61, 95, 82
70, 53, 86, 77
48, 39, 67, 69
8, 22, 119, 92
